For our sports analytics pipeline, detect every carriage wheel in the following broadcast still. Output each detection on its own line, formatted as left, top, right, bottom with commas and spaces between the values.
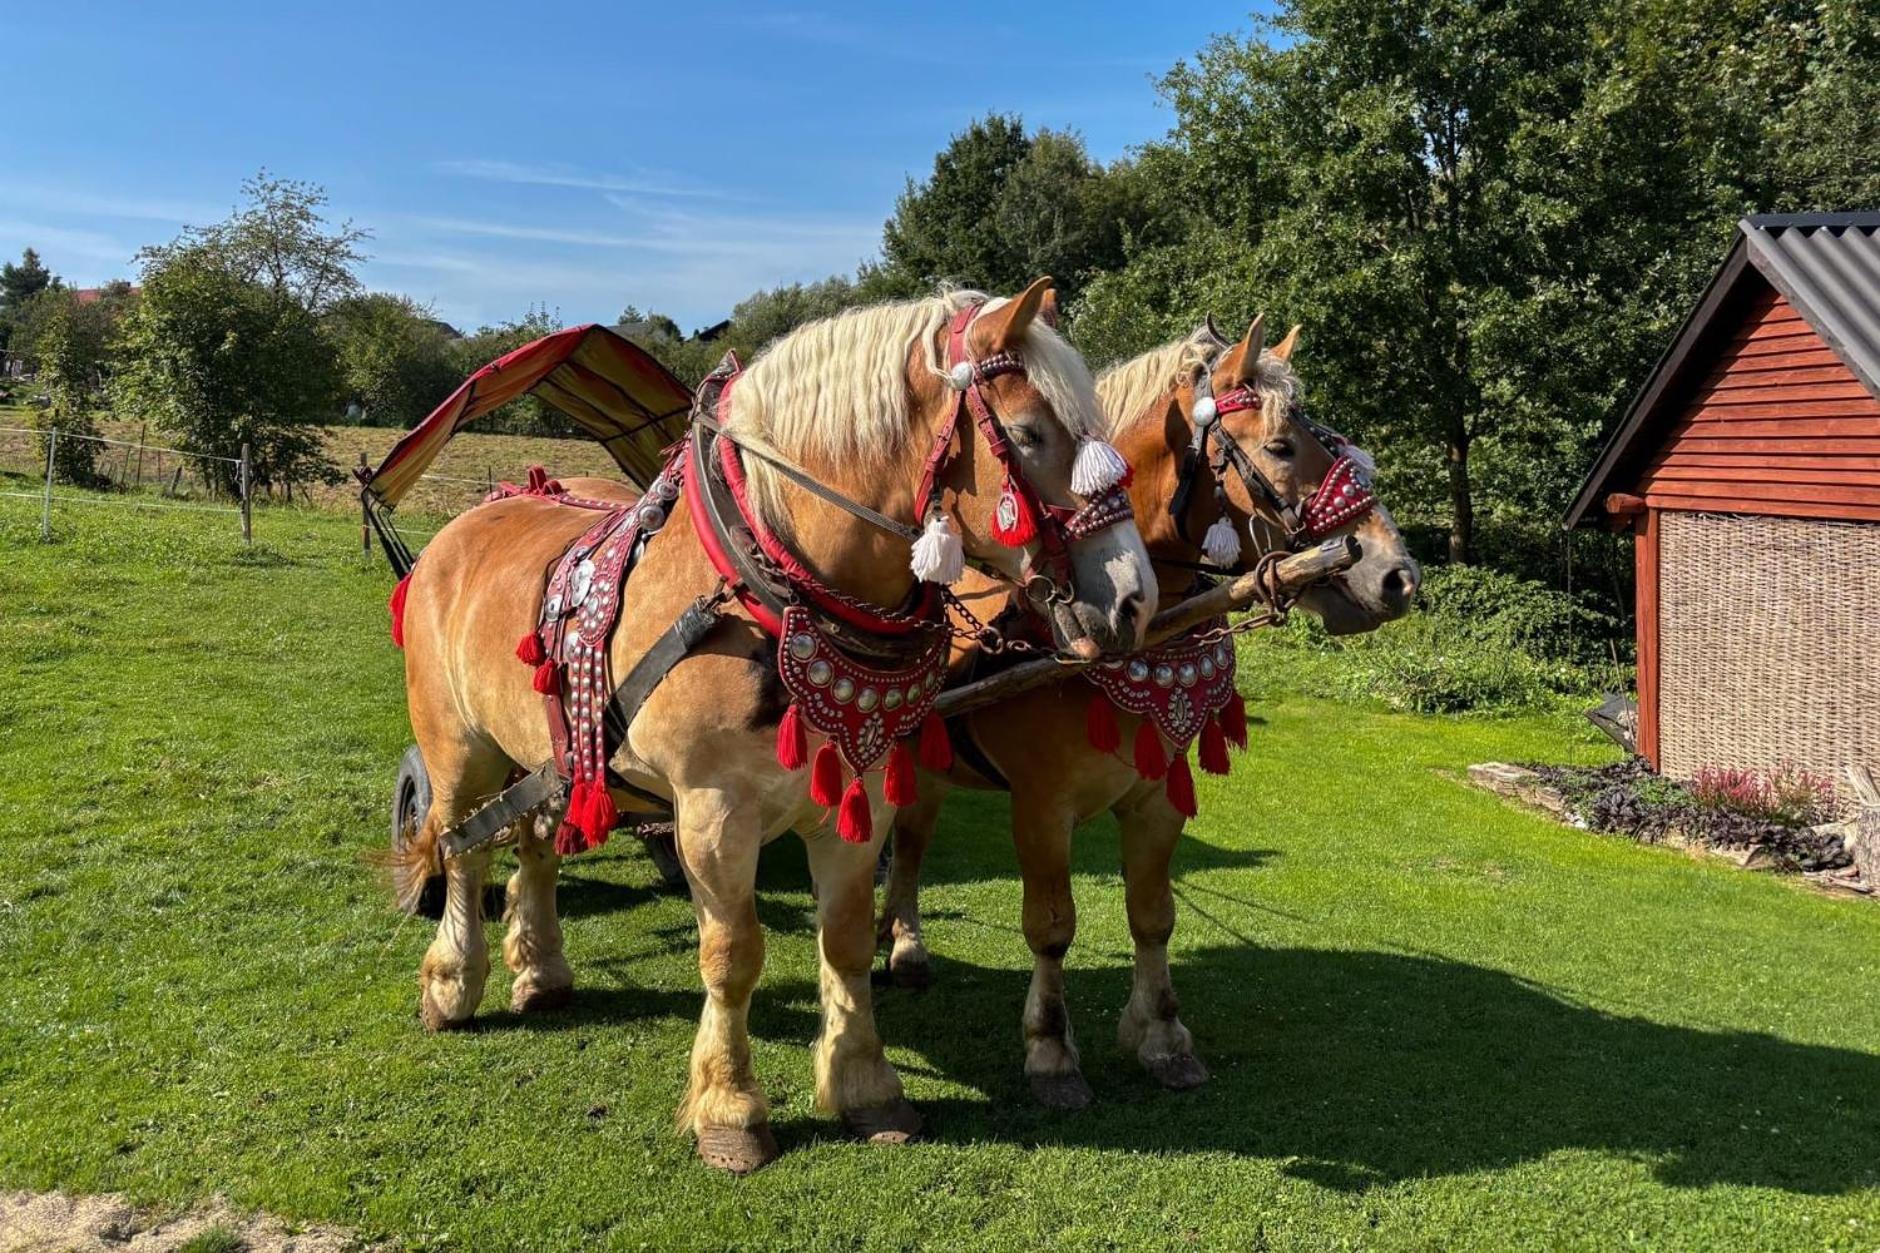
641, 825, 690, 893
392, 745, 447, 920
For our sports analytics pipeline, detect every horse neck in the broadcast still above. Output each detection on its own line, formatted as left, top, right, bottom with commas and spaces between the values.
774, 462, 920, 610
1114, 393, 1208, 596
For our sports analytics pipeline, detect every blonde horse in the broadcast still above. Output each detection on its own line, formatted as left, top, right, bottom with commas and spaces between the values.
877, 318, 1419, 1107
395, 280, 1153, 1171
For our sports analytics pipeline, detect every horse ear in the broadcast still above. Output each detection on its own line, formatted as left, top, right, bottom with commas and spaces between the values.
1271, 323, 1302, 362
976, 276, 1054, 352
1039, 287, 1060, 329
1203, 314, 1226, 346
1218, 314, 1266, 387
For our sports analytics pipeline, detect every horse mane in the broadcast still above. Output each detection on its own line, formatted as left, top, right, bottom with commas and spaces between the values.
726, 289, 1105, 532
1095, 324, 1300, 437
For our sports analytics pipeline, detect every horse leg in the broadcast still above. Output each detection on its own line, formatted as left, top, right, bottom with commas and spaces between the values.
414, 739, 508, 1032
674, 789, 776, 1174
877, 784, 945, 988
1114, 789, 1209, 1089
807, 803, 920, 1143
1012, 790, 1090, 1110
503, 827, 572, 1013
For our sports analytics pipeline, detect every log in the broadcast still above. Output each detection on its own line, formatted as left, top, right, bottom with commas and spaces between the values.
931, 537, 1361, 722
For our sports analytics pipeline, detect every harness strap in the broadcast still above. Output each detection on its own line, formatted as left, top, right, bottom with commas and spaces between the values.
439, 765, 563, 859
693, 409, 922, 543
603, 594, 726, 746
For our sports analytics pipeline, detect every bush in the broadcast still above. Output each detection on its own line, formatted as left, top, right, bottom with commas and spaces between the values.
1241, 564, 1632, 715
1689, 762, 1835, 827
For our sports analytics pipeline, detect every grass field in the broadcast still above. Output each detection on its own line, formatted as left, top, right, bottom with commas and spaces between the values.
2, 493, 1878, 1250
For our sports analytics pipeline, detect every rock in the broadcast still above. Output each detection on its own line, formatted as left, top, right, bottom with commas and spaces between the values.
1735, 845, 1778, 872
1468, 763, 1568, 816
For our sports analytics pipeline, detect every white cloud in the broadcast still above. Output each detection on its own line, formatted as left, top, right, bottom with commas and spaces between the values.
432, 158, 733, 201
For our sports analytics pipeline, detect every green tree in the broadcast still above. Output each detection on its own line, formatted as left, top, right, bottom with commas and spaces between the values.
33, 285, 134, 484
0, 247, 61, 351
880, 114, 1144, 303
325, 293, 461, 427
450, 306, 576, 436
144, 172, 368, 314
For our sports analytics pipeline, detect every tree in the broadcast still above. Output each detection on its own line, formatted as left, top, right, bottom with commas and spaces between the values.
0, 247, 61, 351
142, 172, 368, 314
326, 293, 462, 427
32, 285, 134, 484
880, 115, 1145, 303
450, 306, 575, 436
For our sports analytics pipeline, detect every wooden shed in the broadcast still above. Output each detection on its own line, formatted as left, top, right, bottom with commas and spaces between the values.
1567, 213, 1880, 794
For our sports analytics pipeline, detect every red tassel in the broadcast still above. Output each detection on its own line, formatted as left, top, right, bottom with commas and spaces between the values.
989, 476, 1039, 547
1199, 715, 1231, 776
776, 703, 808, 771
1086, 691, 1121, 754
836, 776, 873, 843
809, 741, 844, 807
516, 631, 546, 666
557, 782, 590, 855
918, 712, 953, 771
584, 782, 617, 847
532, 659, 561, 694
884, 740, 918, 806
1133, 721, 1167, 781
1222, 691, 1249, 749
1165, 753, 1198, 818
388, 574, 411, 649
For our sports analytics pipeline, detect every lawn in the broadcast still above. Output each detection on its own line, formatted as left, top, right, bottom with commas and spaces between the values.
2, 493, 1877, 1251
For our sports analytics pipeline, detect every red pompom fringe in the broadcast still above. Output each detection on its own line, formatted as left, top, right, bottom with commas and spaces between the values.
776, 703, 808, 771
1165, 752, 1198, 818
1222, 691, 1249, 749
918, 711, 953, 771
583, 782, 616, 847
532, 659, 561, 695
516, 630, 546, 666
836, 776, 873, 843
388, 574, 411, 649
884, 740, 918, 806
557, 782, 591, 855
809, 741, 844, 808
1086, 691, 1121, 754
1198, 715, 1231, 776
1133, 721, 1167, 781
990, 477, 1039, 547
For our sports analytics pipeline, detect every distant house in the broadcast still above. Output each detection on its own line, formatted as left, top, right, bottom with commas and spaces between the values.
1567, 213, 1880, 799
71, 284, 138, 305
424, 318, 462, 340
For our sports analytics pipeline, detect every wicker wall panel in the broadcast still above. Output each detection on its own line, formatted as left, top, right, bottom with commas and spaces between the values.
1658, 511, 1880, 808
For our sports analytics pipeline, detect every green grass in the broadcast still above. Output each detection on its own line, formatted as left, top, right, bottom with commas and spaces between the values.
2, 492, 1878, 1251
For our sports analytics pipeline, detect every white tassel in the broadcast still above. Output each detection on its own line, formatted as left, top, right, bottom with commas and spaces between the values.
1071, 439, 1129, 495
909, 513, 965, 584
1203, 516, 1241, 566
947, 361, 975, 391
1191, 395, 1217, 425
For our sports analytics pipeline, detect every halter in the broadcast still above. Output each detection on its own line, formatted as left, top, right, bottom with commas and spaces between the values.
1169, 354, 1378, 560
913, 303, 1136, 601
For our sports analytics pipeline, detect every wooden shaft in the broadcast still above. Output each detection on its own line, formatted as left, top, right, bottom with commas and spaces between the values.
930, 536, 1360, 721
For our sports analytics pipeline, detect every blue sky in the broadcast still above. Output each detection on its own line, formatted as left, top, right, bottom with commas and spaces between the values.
3, 3, 1266, 333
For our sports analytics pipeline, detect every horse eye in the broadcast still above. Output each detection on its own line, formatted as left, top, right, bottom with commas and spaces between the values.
1265, 439, 1295, 458
1009, 424, 1043, 450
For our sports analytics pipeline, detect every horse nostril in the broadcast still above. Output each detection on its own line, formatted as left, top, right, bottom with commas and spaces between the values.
1117, 591, 1147, 630
1382, 564, 1418, 605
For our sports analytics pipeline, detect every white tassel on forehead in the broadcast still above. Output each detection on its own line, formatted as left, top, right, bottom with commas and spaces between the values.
1071, 438, 1130, 495
1203, 516, 1241, 567
909, 511, 965, 584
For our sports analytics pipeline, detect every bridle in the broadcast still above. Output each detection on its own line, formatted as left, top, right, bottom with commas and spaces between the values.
912, 302, 1135, 603
1169, 351, 1378, 563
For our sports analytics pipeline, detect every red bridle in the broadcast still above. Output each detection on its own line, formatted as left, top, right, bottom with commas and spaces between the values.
912, 303, 1135, 596
1204, 384, 1378, 545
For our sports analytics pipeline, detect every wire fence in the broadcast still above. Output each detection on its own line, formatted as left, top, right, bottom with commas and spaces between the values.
1, 424, 254, 544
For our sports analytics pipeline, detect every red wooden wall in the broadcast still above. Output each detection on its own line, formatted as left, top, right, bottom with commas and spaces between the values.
1639, 289, 1880, 521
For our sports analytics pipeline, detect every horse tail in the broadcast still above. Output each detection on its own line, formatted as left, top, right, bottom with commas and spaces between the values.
370, 814, 442, 914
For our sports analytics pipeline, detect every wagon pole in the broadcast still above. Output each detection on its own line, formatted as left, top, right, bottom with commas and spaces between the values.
931, 536, 1360, 721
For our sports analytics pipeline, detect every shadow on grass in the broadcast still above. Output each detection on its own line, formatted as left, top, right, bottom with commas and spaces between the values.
871, 944, 1880, 1197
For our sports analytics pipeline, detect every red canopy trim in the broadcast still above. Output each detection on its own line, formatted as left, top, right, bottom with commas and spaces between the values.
360, 324, 693, 508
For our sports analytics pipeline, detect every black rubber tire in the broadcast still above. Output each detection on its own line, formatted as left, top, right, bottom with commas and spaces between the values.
643, 829, 690, 893
392, 745, 447, 920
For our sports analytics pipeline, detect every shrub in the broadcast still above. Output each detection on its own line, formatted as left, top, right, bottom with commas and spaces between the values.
1690, 762, 1834, 828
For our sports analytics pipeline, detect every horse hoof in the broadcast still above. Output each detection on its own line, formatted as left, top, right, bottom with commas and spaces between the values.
418, 999, 475, 1033
842, 1099, 923, 1145
888, 956, 932, 991
1145, 1053, 1211, 1090
1028, 1071, 1094, 1111
511, 981, 573, 1014
696, 1123, 780, 1175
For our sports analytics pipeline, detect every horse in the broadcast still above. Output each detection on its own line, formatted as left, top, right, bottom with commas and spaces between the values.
392, 280, 1155, 1172
875, 316, 1420, 1108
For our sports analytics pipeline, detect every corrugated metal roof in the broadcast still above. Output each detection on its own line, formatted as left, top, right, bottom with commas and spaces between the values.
1743, 214, 1880, 396
1565, 212, 1880, 528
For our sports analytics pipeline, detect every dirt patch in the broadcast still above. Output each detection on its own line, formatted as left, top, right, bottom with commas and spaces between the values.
0, 1191, 374, 1252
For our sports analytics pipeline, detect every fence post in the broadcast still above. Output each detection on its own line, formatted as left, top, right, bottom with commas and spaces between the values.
359, 450, 371, 553
239, 442, 253, 546
134, 422, 147, 488
41, 427, 56, 542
